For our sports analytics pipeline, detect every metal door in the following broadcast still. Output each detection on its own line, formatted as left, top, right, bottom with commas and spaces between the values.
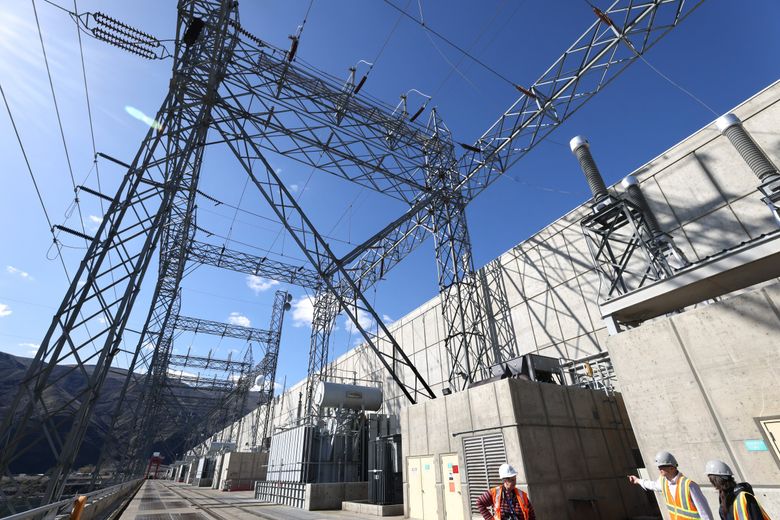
421, 456, 438, 520
408, 457, 424, 519
441, 453, 464, 520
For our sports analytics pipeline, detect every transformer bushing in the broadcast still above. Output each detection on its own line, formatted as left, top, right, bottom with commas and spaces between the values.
621, 175, 689, 271
570, 136, 613, 209
573, 136, 684, 303
716, 113, 780, 226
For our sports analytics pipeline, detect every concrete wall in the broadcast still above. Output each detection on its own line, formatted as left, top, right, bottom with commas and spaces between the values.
400, 378, 659, 520
607, 281, 780, 518
206, 78, 780, 452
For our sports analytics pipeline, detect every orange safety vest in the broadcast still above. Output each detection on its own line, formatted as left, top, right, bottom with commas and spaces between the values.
731, 490, 771, 520
660, 474, 700, 520
490, 485, 530, 520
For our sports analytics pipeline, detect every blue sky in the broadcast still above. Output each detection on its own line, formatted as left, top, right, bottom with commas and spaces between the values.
1, 0, 779, 387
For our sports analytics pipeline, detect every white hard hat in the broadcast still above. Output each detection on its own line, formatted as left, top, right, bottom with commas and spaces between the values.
498, 463, 518, 479
705, 459, 733, 477
654, 451, 678, 467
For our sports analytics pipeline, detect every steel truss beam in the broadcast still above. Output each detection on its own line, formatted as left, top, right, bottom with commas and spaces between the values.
168, 353, 252, 372
213, 105, 436, 404
479, 259, 519, 364
174, 315, 277, 343
457, 0, 705, 200
217, 37, 436, 204
581, 199, 680, 300
0, 0, 239, 508
0, 0, 705, 508
249, 290, 289, 445
188, 239, 322, 290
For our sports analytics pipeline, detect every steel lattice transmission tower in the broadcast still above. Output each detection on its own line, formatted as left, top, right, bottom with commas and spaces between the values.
0, 0, 704, 509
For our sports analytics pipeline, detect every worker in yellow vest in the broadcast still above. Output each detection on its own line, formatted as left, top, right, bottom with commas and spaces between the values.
705, 459, 771, 520
628, 451, 713, 520
475, 463, 535, 520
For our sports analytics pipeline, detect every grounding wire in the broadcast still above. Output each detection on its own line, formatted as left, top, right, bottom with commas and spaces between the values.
634, 53, 718, 117
428, 0, 519, 100
194, 224, 309, 264
416, 0, 479, 93
363, 0, 412, 78
581, 0, 718, 117
196, 189, 356, 246
383, 0, 518, 89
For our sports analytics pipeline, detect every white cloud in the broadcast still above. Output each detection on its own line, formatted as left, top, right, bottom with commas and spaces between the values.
168, 368, 197, 379
291, 294, 315, 327
6, 266, 32, 280
246, 275, 279, 294
227, 312, 251, 327
343, 306, 375, 335
290, 184, 299, 193
88, 215, 103, 225
19, 342, 39, 354
141, 341, 155, 351
0, 303, 11, 317
382, 314, 393, 324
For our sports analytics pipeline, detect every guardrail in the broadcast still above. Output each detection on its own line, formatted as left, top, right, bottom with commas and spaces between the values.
3, 479, 142, 520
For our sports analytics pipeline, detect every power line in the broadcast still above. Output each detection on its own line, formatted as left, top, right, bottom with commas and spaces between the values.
366, 0, 411, 77
383, 0, 518, 88
1, 82, 57, 239
31, 0, 89, 240
429, 0, 518, 99
196, 189, 356, 246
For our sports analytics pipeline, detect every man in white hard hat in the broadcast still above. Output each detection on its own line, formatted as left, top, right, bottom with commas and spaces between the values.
475, 463, 535, 520
705, 459, 770, 519
628, 450, 713, 520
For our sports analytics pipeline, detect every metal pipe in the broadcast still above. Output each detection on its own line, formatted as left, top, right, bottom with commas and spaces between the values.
621, 175, 662, 237
716, 113, 779, 182
570, 135, 609, 201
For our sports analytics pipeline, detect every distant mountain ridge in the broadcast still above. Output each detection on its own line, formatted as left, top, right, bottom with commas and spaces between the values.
0, 352, 256, 474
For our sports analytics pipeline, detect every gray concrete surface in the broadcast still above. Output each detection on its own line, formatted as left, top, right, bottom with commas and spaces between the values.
207, 78, 780, 453
401, 378, 660, 520
607, 281, 780, 519
119, 480, 401, 520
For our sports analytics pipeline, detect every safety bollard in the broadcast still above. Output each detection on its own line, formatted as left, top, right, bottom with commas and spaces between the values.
70, 495, 87, 520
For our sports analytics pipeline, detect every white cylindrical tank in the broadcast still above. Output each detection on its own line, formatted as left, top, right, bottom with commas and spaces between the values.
313, 381, 382, 411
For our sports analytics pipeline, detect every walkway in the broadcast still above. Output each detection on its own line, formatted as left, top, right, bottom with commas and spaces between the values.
119, 480, 403, 520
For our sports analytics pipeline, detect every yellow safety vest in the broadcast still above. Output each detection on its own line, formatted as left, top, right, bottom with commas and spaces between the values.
731, 490, 771, 520
660, 475, 700, 520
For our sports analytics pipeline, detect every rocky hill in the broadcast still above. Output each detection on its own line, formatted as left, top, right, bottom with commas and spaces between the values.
0, 352, 256, 474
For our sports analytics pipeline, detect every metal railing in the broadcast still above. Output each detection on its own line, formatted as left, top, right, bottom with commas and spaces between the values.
2, 479, 141, 520
561, 351, 617, 394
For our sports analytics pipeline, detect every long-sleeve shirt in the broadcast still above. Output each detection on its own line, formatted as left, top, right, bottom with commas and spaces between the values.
475, 487, 536, 520
637, 473, 714, 520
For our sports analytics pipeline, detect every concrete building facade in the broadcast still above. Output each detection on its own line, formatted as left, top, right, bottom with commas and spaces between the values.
203, 79, 780, 517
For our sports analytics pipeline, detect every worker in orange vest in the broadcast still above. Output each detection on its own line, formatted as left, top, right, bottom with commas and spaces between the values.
475, 463, 535, 520
705, 459, 771, 520
628, 451, 713, 520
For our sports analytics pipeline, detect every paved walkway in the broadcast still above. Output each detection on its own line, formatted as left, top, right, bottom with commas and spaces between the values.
119, 480, 404, 520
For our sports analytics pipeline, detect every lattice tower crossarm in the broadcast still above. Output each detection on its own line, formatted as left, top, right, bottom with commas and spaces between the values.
174, 315, 277, 342
187, 239, 322, 290
0, 0, 239, 508
212, 107, 436, 405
